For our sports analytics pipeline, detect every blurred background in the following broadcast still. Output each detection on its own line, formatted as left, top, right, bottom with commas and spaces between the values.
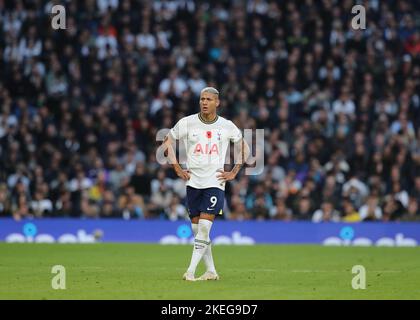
0, 0, 419, 223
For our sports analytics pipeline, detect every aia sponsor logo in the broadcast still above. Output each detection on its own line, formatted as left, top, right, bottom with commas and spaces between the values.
193, 143, 219, 154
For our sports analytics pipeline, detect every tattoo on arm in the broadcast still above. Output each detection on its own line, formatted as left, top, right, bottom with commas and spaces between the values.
232, 138, 250, 175
164, 135, 181, 169
232, 164, 242, 175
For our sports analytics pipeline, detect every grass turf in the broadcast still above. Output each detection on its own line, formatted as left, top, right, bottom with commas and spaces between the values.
0, 243, 419, 300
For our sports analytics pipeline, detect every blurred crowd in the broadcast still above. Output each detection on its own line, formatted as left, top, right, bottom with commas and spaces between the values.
1, 0, 420, 222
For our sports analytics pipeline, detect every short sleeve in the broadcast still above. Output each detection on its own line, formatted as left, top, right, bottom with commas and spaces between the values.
229, 121, 242, 143
169, 118, 187, 140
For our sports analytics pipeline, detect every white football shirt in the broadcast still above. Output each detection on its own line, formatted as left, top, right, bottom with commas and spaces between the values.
169, 113, 243, 190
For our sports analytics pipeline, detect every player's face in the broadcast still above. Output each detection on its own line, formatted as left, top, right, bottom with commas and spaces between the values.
199, 92, 219, 115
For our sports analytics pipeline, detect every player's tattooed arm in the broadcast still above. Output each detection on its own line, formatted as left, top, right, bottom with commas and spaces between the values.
163, 134, 190, 181
217, 138, 250, 182
233, 138, 251, 173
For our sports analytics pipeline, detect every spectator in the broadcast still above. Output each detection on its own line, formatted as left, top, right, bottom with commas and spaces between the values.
251, 196, 270, 220
359, 195, 383, 221
245, 184, 273, 212
342, 176, 369, 209
399, 197, 420, 221
0, 184, 11, 217
294, 196, 313, 221
270, 198, 292, 221
55, 190, 73, 217
117, 186, 146, 220
312, 200, 341, 223
101, 190, 121, 218
165, 195, 188, 221
411, 176, 420, 203
341, 198, 361, 222
332, 88, 355, 118
30, 189, 53, 217
130, 162, 152, 199
150, 183, 173, 218
229, 201, 252, 221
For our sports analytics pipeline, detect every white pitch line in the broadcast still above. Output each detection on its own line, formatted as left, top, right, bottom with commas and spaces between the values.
173, 268, 402, 273
172, 268, 278, 272
291, 270, 402, 273
229, 269, 278, 272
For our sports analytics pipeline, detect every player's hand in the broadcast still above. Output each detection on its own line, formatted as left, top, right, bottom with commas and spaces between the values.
175, 167, 191, 181
216, 169, 236, 182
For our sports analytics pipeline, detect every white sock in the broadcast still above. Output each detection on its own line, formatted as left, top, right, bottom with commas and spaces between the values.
191, 223, 217, 274
191, 223, 198, 237
203, 241, 217, 274
187, 220, 213, 275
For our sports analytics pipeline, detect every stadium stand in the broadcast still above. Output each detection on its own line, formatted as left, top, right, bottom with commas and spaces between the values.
0, 0, 419, 222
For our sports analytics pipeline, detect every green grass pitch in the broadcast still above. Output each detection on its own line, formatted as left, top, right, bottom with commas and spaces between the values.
1, 243, 419, 300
